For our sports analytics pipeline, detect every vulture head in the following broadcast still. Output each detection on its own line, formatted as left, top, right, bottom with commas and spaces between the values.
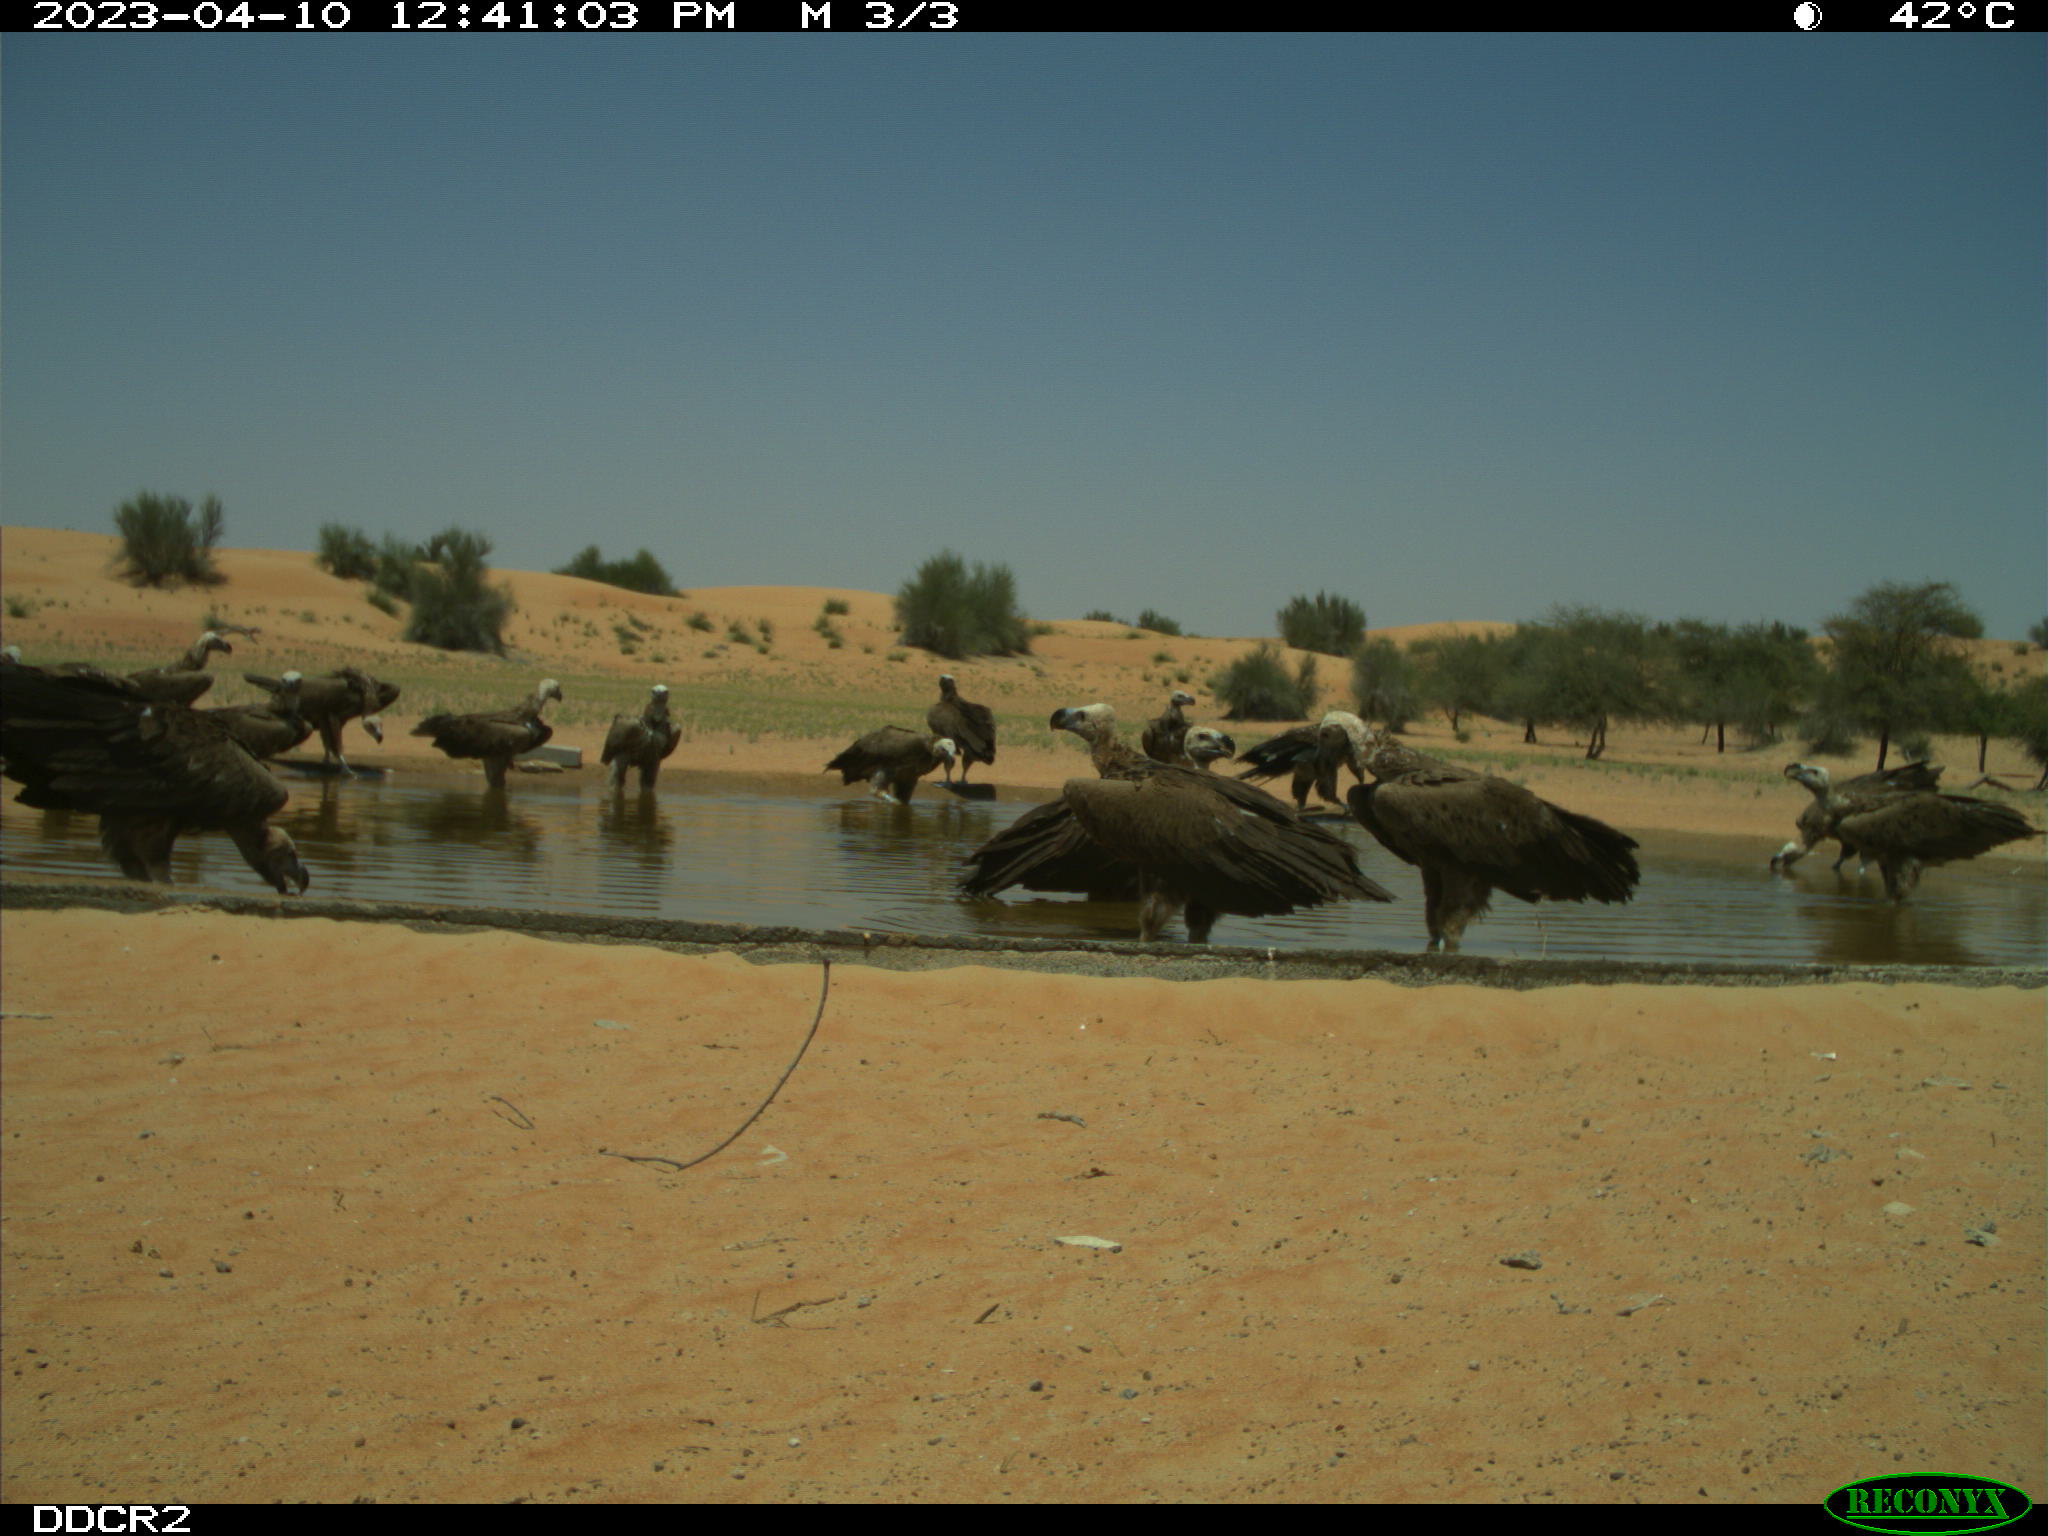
1785, 762, 1832, 794
231, 825, 310, 896
537, 678, 565, 707
1, 644, 22, 665
199, 631, 234, 658
360, 715, 386, 744
939, 673, 959, 696
1050, 703, 1117, 743
933, 737, 959, 764
1170, 689, 1197, 709
1184, 726, 1237, 768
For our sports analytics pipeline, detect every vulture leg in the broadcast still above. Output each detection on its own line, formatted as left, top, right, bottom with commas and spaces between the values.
1184, 900, 1219, 945
1436, 869, 1494, 953
483, 754, 511, 789
639, 759, 660, 792
1419, 867, 1447, 952
1137, 876, 1183, 943
608, 755, 630, 792
1881, 857, 1924, 903
102, 817, 176, 883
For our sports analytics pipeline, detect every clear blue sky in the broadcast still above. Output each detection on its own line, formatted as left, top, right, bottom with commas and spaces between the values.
4, 35, 2042, 640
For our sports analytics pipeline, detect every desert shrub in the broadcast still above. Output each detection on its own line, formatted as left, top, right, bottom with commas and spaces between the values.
555, 545, 678, 597
5, 596, 33, 619
1135, 608, 1182, 636
366, 588, 401, 617
1276, 591, 1365, 656
1214, 643, 1320, 720
895, 550, 1031, 659
823, 598, 850, 616
114, 492, 225, 588
316, 523, 379, 581
687, 611, 715, 632
403, 526, 514, 654
373, 536, 423, 599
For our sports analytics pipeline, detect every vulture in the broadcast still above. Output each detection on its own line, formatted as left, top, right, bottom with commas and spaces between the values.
927, 674, 996, 787
205, 671, 316, 761
961, 724, 1237, 904
412, 678, 563, 787
1140, 690, 1200, 765
1771, 760, 1944, 874
602, 683, 683, 791
1781, 762, 2039, 902
60, 630, 235, 706
1, 645, 21, 666
1235, 710, 1370, 810
826, 726, 958, 803
0, 663, 308, 893
246, 667, 400, 774
1343, 728, 1640, 953
962, 703, 1389, 943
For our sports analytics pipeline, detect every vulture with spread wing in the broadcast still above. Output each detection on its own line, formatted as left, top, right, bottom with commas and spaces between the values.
244, 667, 399, 773
826, 726, 957, 803
1771, 760, 1944, 873
602, 683, 683, 791
1234, 710, 1369, 810
927, 674, 996, 787
1343, 728, 1639, 952
963, 703, 1388, 942
412, 678, 563, 787
1781, 762, 2038, 902
0, 663, 308, 892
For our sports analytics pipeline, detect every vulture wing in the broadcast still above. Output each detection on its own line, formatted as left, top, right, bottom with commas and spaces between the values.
959, 797, 1142, 901
1353, 778, 1639, 906
929, 699, 995, 767
1833, 794, 2038, 867
3, 666, 287, 829
1063, 770, 1392, 917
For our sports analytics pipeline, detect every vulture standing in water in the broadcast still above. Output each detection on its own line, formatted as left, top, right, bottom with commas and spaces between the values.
1141, 689, 1200, 764
245, 667, 399, 774
60, 630, 236, 706
826, 726, 957, 803
1771, 760, 1943, 874
1235, 710, 1370, 810
962, 722, 1236, 904
602, 683, 683, 791
412, 678, 563, 788
927, 674, 996, 787
1781, 762, 2038, 902
0, 664, 308, 892
205, 671, 316, 761
963, 703, 1390, 943
1342, 727, 1640, 953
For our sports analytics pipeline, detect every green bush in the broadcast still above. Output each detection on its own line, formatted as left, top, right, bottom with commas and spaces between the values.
113, 492, 225, 588
366, 588, 400, 617
1214, 643, 1320, 720
823, 598, 851, 616
373, 535, 422, 599
1135, 608, 1182, 636
316, 523, 379, 581
1083, 609, 1124, 624
1276, 591, 1365, 656
404, 526, 514, 653
555, 544, 678, 597
895, 550, 1031, 659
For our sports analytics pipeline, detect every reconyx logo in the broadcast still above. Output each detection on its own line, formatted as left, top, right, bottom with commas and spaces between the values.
1826, 1474, 2034, 1535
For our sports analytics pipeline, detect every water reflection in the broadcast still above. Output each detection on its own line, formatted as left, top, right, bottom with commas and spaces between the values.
1, 778, 2040, 970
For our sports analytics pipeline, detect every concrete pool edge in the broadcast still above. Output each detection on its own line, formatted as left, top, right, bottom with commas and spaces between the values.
5, 876, 2043, 991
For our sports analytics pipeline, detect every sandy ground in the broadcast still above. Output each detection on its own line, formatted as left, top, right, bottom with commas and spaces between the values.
4, 525, 2045, 1503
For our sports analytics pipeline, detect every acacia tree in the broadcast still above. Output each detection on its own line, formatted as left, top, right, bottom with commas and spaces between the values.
1350, 638, 1417, 730
1522, 607, 1660, 760
1819, 581, 1981, 769
1409, 633, 1502, 734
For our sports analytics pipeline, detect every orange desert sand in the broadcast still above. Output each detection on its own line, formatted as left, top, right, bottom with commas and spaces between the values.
2, 526, 2042, 1504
